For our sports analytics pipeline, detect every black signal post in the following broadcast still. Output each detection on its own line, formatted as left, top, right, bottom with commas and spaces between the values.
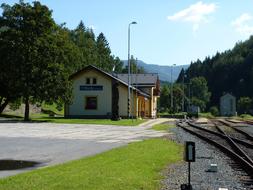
181, 141, 195, 190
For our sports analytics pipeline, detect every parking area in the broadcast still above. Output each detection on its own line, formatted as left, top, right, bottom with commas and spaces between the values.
0, 119, 169, 177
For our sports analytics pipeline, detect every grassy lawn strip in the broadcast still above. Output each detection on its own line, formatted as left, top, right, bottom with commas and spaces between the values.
0, 113, 146, 126
33, 117, 146, 126
152, 123, 175, 131
0, 138, 182, 190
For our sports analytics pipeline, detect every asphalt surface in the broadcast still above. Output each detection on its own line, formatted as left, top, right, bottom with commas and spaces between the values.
0, 118, 169, 178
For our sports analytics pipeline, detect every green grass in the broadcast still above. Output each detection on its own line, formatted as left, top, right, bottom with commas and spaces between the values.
231, 114, 253, 121
158, 112, 187, 116
41, 103, 64, 116
152, 123, 175, 131
33, 117, 146, 126
0, 138, 182, 190
1, 112, 146, 126
239, 114, 253, 120
199, 112, 214, 119
0, 113, 23, 119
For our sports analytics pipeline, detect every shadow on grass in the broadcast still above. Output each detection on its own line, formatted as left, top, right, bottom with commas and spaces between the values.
0, 114, 55, 123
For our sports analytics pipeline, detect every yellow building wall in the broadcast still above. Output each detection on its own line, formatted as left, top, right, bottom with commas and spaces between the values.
118, 85, 138, 117
118, 84, 128, 117
68, 70, 112, 116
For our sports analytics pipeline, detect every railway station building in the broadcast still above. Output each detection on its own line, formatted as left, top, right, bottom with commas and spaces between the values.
65, 65, 160, 119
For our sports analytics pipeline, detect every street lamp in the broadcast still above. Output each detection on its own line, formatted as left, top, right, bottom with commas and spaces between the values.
171, 64, 176, 112
128, 21, 137, 118
182, 71, 186, 112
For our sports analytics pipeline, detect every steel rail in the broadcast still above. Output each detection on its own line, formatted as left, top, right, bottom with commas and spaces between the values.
215, 125, 253, 166
186, 122, 253, 149
177, 122, 253, 177
219, 119, 253, 142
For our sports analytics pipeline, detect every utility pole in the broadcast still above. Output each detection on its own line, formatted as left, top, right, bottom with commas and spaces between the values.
182, 70, 185, 112
171, 64, 176, 112
127, 21, 137, 118
135, 58, 138, 119
131, 56, 134, 121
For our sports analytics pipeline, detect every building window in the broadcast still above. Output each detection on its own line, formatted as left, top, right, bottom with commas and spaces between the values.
86, 78, 90, 84
85, 96, 97, 110
93, 78, 97, 84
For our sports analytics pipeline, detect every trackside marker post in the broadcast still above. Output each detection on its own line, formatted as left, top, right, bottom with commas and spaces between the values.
181, 141, 195, 190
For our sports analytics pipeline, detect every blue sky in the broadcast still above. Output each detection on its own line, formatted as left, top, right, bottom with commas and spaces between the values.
1, 0, 253, 66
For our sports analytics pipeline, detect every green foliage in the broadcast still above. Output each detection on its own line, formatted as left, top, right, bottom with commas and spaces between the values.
41, 102, 64, 115
209, 106, 219, 116
122, 55, 146, 74
8, 99, 22, 111
189, 77, 211, 111
0, 1, 125, 118
0, 1, 79, 120
176, 68, 185, 83
172, 84, 184, 112
239, 114, 253, 119
96, 32, 114, 71
183, 36, 253, 108
237, 96, 252, 114
198, 112, 214, 119
159, 85, 170, 112
159, 83, 185, 113
70, 22, 122, 73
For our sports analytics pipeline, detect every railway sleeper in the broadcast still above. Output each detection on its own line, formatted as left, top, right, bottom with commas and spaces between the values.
178, 124, 253, 178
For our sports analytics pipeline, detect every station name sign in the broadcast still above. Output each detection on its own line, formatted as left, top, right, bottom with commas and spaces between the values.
80, 85, 103, 91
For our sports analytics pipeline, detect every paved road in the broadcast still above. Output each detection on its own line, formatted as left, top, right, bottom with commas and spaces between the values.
0, 118, 171, 177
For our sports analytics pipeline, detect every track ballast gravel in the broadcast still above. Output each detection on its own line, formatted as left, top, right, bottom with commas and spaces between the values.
161, 126, 250, 190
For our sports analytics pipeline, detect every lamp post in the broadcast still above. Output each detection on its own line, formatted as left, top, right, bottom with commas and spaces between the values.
128, 21, 137, 118
135, 57, 138, 120
182, 71, 185, 112
171, 64, 176, 112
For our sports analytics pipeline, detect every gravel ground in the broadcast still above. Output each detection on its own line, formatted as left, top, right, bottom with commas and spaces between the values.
161, 126, 252, 190
241, 125, 253, 135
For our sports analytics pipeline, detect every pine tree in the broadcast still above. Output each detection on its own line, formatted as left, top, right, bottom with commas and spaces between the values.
96, 32, 113, 71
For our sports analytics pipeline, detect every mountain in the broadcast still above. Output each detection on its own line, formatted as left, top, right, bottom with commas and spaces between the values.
123, 60, 189, 82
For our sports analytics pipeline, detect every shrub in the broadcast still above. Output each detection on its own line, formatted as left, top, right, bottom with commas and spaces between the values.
209, 106, 219, 116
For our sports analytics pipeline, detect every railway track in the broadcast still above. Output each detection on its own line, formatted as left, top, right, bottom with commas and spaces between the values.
177, 120, 253, 188
218, 119, 253, 142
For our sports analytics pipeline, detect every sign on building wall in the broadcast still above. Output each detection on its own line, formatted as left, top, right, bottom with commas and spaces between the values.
80, 85, 103, 91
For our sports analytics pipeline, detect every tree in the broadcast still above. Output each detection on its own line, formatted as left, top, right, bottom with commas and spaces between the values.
70, 21, 97, 70
0, 3, 24, 113
0, 1, 77, 120
181, 36, 253, 108
111, 80, 119, 120
172, 84, 184, 113
189, 77, 211, 111
237, 97, 252, 114
96, 32, 114, 71
122, 55, 145, 74
176, 68, 185, 83
112, 56, 124, 73
159, 85, 170, 112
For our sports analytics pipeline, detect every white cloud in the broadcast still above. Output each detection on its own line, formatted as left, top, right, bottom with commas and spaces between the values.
231, 13, 253, 36
167, 1, 217, 31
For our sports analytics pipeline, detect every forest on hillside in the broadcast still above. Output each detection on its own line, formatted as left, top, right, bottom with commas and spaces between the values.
176, 36, 253, 114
